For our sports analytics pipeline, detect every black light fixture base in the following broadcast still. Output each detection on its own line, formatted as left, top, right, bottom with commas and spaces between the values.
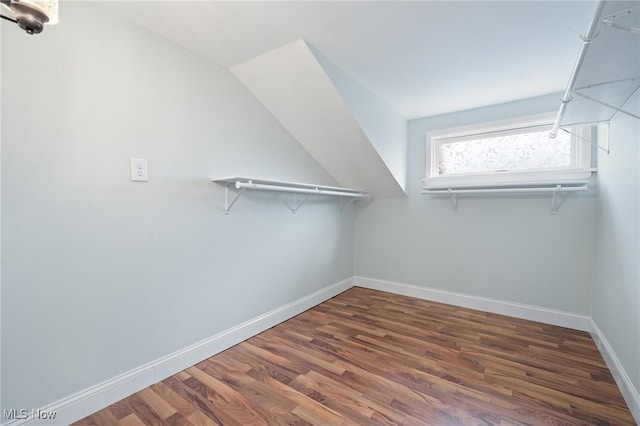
0, 1, 50, 34
0, 13, 18, 24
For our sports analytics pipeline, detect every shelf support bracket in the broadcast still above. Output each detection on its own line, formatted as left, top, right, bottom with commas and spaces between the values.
551, 185, 561, 215
560, 127, 610, 154
449, 189, 458, 212
224, 184, 245, 215
602, 7, 640, 36
340, 197, 358, 213
574, 89, 640, 122
290, 192, 311, 214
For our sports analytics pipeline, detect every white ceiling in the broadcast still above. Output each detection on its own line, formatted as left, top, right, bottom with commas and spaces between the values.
98, 1, 596, 119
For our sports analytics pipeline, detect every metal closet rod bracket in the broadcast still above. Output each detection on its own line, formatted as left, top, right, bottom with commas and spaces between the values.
223, 183, 245, 215
291, 192, 311, 214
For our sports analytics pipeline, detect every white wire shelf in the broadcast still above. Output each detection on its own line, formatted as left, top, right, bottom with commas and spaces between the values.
421, 182, 589, 214
551, 0, 640, 141
212, 176, 369, 214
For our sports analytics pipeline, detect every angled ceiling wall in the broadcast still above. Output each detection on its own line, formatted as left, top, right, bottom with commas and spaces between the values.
231, 39, 407, 198
309, 45, 407, 193
98, 1, 596, 199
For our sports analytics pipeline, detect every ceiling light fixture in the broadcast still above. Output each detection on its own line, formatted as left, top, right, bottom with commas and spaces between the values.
1, 0, 58, 34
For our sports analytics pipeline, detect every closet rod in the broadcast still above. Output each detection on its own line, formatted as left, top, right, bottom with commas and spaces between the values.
550, 0, 606, 138
235, 181, 369, 198
421, 185, 587, 195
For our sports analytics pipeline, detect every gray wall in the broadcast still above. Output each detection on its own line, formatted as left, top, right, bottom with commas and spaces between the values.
2, 1, 637, 418
1, 4, 354, 413
593, 108, 640, 395
354, 94, 597, 314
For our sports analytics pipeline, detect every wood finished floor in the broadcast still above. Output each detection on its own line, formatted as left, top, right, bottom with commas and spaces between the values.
74, 287, 636, 425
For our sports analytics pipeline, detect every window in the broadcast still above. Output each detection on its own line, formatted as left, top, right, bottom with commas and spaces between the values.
423, 115, 593, 189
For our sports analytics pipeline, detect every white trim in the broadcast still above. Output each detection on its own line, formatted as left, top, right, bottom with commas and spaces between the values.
7, 276, 639, 426
1, 278, 354, 426
425, 113, 593, 188
355, 276, 640, 420
422, 170, 593, 190
354, 276, 591, 331
589, 319, 640, 424
426, 112, 557, 143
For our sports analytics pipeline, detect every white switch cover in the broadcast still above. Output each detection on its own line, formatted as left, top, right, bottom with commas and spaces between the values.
130, 158, 148, 182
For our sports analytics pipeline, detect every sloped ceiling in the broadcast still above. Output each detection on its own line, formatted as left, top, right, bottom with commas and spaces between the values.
231, 40, 406, 198
97, 1, 595, 119
97, 1, 597, 196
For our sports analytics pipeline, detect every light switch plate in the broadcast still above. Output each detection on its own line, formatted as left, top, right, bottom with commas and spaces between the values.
131, 158, 148, 182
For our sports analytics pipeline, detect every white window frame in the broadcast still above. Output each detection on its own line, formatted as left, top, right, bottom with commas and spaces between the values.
423, 113, 593, 190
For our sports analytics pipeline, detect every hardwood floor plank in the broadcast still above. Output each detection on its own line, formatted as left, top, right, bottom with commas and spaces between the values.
137, 388, 178, 420
161, 376, 240, 426
289, 371, 379, 421
126, 394, 165, 426
203, 363, 308, 425
164, 413, 193, 426
149, 383, 197, 418
118, 414, 147, 426
185, 366, 268, 426
107, 400, 134, 421
74, 287, 636, 425
186, 411, 220, 426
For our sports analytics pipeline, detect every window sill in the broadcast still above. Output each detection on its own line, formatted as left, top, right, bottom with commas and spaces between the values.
421, 171, 592, 214
421, 169, 592, 190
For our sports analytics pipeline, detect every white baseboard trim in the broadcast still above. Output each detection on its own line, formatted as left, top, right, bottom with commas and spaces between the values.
3, 277, 354, 426
589, 319, 640, 424
7, 276, 638, 425
355, 276, 640, 421
354, 276, 591, 331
